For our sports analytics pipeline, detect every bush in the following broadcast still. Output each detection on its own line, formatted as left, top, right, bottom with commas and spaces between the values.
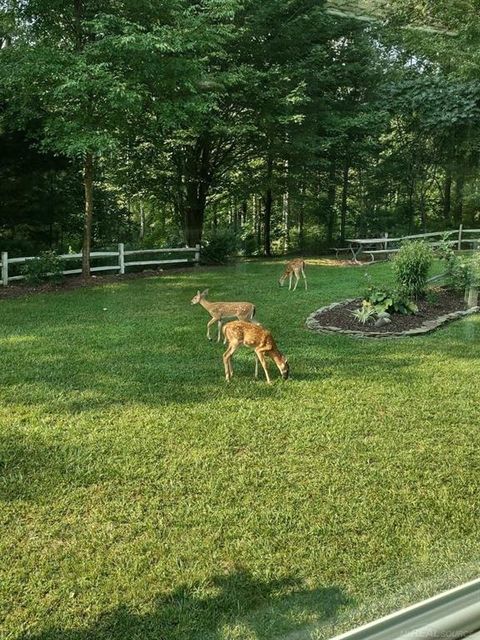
467, 251, 480, 288
363, 284, 418, 315
445, 255, 470, 292
21, 251, 65, 285
440, 249, 480, 292
201, 228, 240, 264
392, 241, 433, 298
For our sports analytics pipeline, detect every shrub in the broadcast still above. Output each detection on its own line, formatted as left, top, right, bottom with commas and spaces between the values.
364, 285, 418, 315
201, 228, 240, 264
446, 255, 470, 292
21, 251, 65, 285
392, 241, 433, 298
467, 251, 480, 288
441, 250, 480, 292
351, 303, 376, 324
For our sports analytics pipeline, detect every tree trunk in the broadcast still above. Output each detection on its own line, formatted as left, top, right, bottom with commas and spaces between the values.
255, 196, 262, 250
340, 155, 349, 244
443, 168, 452, 224
326, 156, 337, 246
454, 172, 465, 226
184, 134, 211, 247
82, 152, 94, 279
264, 152, 273, 257
139, 202, 145, 240
185, 196, 205, 247
299, 183, 305, 253
282, 159, 289, 253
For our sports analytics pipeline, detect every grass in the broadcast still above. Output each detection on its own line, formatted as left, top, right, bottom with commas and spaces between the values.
1, 259, 479, 640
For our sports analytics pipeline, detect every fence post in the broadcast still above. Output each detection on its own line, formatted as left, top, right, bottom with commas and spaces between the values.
194, 243, 200, 266
118, 243, 125, 275
458, 224, 463, 251
1, 251, 8, 286
383, 232, 388, 250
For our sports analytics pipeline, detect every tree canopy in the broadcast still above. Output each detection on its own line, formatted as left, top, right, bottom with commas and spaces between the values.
1, 0, 479, 264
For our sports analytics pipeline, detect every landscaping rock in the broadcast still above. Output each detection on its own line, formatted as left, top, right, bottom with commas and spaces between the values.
374, 317, 391, 327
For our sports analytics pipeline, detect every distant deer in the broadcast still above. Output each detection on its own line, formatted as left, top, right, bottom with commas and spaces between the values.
222, 320, 289, 384
279, 258, 307, 291
190, 289, 256, 342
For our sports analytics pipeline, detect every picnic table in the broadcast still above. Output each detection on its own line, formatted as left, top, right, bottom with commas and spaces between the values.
334, 226, 480, 264
345, 237, 392, 263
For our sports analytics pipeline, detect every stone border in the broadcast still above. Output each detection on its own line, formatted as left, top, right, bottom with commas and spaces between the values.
306, 298, 480, 339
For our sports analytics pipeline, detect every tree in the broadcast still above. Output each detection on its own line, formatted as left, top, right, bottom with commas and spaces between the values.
0, 0, 207, 274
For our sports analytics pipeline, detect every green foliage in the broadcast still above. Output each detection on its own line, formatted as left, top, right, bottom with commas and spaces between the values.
436, 234, 456, 263
2, 0, 480, 257
364, 284, 418, 315
351, 302, 377, 324
425, 288, 440, 305
467, 251, 480, 288
201, 227, 239, 264
441, 249, 480, 292
20, 250, 64, 285
392, 241, 433, 298
444, 254, 470, 291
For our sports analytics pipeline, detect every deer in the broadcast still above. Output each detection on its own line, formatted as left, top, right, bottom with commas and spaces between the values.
279, 258, 307, 291
222, 320, 289, 384
190, 289, 256, 342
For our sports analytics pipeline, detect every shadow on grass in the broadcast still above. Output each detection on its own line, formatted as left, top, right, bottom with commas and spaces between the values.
19, 569, 351, 640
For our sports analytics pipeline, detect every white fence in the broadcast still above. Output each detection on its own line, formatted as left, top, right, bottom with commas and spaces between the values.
1, 243, 201, 286
375, 225, 480, 250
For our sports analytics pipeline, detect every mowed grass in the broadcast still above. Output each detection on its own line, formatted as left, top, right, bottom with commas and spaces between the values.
1, 259, 479, 640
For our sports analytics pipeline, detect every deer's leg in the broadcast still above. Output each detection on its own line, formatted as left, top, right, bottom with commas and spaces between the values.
223, 342, 239, 381
302, 267, 307, 290
293, 270, 300, 291
247, 310, 260, 326
254, 354, 259, 379
217, 320, 223, 342
223, 348, 233, 381
288, 273, 292, 290
206, 317, 218, 341
255, 349, 271, 384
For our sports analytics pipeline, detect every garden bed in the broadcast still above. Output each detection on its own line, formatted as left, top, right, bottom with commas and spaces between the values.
307, 288, 479, 337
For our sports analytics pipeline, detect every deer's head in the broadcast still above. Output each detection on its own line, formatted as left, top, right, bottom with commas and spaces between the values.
191, 289, 209, 305
280, 358, 290, 380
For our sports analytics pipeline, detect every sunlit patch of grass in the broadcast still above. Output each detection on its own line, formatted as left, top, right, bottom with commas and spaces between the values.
0, 260, 479, 640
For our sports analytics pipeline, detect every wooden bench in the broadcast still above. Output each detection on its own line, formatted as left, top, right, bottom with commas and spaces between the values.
365, 248, 399, 261
333, 247, 355, 260
367, 240, 459, 262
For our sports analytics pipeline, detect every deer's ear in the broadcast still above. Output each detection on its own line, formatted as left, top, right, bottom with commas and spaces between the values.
201, 288, 209, 296
196, 290, 200, 295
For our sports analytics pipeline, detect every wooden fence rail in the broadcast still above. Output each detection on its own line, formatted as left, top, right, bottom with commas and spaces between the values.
1, 243, 201, 286
343, 225, 480, 263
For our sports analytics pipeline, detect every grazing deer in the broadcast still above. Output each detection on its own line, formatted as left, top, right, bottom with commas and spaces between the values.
190, 289, 256, 342
222, 320, 289, 384
279, 258, 307, 291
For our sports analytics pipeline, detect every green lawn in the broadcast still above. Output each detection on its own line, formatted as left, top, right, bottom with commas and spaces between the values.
1, 260, 479, 640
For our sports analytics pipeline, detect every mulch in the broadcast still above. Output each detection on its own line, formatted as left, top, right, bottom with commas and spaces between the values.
313, 288, 467, 333
0, 265, 212, 301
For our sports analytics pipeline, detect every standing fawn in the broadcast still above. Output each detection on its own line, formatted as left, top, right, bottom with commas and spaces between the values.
279, 258, 307, 291
222, 320, 289, 384
191, 289, 256, 342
